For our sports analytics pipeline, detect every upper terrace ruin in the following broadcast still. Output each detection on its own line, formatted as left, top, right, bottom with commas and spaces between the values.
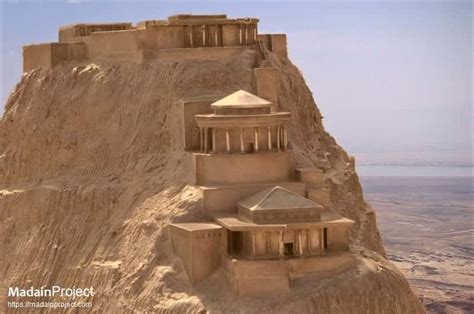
23, 14, 287, 72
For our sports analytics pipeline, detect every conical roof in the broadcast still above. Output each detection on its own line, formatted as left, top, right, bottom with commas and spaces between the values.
238, 186, 323, 211
211, 90, 272, 109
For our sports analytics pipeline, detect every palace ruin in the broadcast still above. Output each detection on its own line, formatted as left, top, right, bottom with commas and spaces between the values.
22, 14, 356, 297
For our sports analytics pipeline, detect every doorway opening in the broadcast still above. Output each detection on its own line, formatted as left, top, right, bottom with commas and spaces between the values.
323, 227, 328, 249
228, 231, 243, 256
283, 242, 294, 257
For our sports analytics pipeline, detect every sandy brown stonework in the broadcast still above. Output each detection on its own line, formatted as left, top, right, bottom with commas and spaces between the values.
1, 14, 424, 313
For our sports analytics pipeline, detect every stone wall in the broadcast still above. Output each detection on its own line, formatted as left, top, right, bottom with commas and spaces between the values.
23, 43, 86, 72
193, 151, 294, 186
168, 224, 224, 284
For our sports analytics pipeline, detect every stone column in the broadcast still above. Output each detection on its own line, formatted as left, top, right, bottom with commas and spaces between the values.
252, 232, 256, 256
214, 25, 218, 46
204, 127, 209, 153
283, 125, 288, 150
189, 26, 194, 48
239, 24, 243, 45
199, 127, 203, 152
225, 129, 230, 153
276, 126, 281, 151
240, 128, 244, 153
202, 25, 206, 47
254, 127, 259, 152
267, 126, 272, 151
212, 128, 216, 153
244, 24, 248, 45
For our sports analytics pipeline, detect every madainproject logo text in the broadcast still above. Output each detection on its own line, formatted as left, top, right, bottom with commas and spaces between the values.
8, 286, 95, 300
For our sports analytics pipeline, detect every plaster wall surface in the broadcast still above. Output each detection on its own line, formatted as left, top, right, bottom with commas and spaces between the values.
221, 24, 240, 46
227, 258, 290, 295
191, 229, 224, 283
194, 151, 294, 185
149, 26, 186, 49
253, 67, 280, 112
307, 188, 331, 207
168, 225, 193, 281
168, 225, 223, 283
88, 30, 141, 58
23, 43, 87, 72
23, 44, 53, 72
149, 46, 251, 61
201, 181, 305, 212
288, 252, 356, 277
296, 168, 323, 188
270, 34, 288, 59
327, 224, 351, 251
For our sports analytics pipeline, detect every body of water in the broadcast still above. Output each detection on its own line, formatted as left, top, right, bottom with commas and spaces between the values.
357, 165, 473, 177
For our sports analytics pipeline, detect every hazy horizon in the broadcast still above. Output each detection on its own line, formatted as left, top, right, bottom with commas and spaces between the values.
1, 1, 472, 159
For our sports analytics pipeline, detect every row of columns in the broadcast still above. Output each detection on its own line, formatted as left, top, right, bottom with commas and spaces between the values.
199, 125, 288, 154
242, 228, 326, 258
188, 24, 257, 48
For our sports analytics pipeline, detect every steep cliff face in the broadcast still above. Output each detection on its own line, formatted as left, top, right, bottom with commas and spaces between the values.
0, 49, 424, 313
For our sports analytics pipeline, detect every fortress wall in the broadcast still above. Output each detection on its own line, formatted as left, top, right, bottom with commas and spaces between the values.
202, 182, 306, 212
151, 46, 251, 61
258, 34, 272, 50
258, 34, 288, 59
23, 44, 53, 72
58, 27, 77, 43
23, 42, 87, 72
221, 24, 240, 46
194, 151, 294, 186
150, 26, 186, 49
253, 67, 280, 112
88, 30, 142, 58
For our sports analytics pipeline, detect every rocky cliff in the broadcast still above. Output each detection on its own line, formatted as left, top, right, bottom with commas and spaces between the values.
0, 48, 424, 313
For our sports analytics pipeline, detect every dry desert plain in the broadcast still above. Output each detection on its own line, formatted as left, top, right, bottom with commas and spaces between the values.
361, 176, 473, 313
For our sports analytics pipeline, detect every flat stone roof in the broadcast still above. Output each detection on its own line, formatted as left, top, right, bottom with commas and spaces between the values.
170, 222, 222, 232
214, 214, 353, 232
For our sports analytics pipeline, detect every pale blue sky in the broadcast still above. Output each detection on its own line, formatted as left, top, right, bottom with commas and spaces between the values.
0, 0, 472, 156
